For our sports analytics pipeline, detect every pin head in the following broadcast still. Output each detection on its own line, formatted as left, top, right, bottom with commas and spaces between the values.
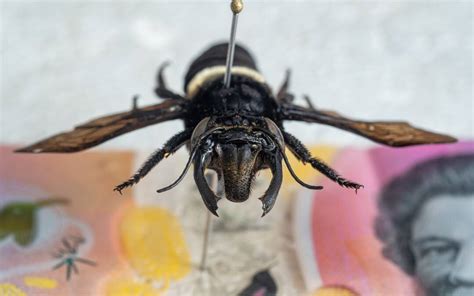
231, 0, 243, 14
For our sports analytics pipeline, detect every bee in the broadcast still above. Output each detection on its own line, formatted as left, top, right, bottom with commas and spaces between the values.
17, 42, 456, 217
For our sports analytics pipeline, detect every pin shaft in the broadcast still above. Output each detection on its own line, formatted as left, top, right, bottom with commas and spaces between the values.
223, 0, 243, 89
199, 172, 219, 271
223, 14, 239, 88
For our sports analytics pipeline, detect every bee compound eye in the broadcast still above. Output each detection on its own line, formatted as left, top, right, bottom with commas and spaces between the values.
264, 118, 285, 149
251, 143, 259, 151
191, 117, 211, 148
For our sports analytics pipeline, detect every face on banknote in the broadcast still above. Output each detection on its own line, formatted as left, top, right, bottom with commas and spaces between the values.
294, 142, 474, 296
375, 148, 474, 296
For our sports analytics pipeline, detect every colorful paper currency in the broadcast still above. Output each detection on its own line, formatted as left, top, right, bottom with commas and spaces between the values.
1, 142, 473, 295
294, 141, 474, 296
0, 146, 134, 295
0, 146, 294, 295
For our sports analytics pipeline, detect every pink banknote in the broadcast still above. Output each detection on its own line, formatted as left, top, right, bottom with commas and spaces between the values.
1, 141, 473, 296
294, 141, 474, 296
0, 146, 283, 295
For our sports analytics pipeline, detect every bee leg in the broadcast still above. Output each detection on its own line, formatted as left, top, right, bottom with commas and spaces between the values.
276, 69, 295, 104
157, 61, 170, 90
130, 95, 140, 112
302, 95, 316, 110
155, 62, 186, 101
283, 131, 363, 192
194, 150, 220, 217
259, 153, 283, 217
114, 129, 193, 194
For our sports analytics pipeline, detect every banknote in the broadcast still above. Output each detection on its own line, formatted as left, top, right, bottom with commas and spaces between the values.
0, 146, 135, 295
0, 146, 298, 296
1, 142, 473, 296
293, 141, 474, 296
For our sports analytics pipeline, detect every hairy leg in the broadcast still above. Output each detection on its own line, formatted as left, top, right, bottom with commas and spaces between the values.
114, 129, 193, 194
154, 62, 186, 100
283, 131, 363, 191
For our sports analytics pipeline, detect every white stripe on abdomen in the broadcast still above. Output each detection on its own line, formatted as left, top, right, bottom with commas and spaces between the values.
186, 65, 266, 99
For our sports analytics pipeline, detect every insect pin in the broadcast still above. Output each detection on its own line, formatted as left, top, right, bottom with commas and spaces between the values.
17, 1, 456, 217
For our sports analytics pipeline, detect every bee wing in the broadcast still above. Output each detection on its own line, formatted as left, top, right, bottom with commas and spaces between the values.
16, 100, 185, 153
283, 104, 456, 147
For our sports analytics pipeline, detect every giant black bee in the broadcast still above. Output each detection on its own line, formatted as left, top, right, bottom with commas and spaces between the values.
17, 43, 456, 216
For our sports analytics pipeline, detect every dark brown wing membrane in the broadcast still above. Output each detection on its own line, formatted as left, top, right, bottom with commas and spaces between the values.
16, 100, 186, 153
282, 104, 456, 147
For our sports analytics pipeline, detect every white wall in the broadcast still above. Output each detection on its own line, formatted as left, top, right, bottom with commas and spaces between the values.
2, 1, 472, 150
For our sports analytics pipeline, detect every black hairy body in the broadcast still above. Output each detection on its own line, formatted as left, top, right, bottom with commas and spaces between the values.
185, 77, 278, 128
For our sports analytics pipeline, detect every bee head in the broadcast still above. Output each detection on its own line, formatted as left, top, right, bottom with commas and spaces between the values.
190, 117, 285, 216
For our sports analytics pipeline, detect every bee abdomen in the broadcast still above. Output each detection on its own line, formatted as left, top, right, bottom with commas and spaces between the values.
184, 43, 266, 98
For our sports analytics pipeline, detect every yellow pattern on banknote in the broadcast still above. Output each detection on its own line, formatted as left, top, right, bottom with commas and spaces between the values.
120, 207, 191, 280
103, 206, 190, 295
104, 275, 159, 296
0, 283, 27, 296
23, 276, 58, 289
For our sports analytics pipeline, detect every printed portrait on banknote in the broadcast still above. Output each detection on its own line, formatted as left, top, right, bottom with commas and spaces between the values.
375, 154, 474, 296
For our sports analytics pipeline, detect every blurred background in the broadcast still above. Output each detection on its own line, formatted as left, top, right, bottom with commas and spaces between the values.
2, 0, 472, 149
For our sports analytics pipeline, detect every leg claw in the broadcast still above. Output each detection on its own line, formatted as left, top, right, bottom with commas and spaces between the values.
337, 178, 364, 193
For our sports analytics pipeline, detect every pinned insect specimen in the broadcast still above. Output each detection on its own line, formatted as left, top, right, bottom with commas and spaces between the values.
17, 1, 456, 217
52, 236, 96, 281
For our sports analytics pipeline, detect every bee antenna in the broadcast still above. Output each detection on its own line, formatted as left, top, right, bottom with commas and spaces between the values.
279, 148, 324, 191
156, 144, 200, 193
255, 126, 323, 191
158, 125, 224, 194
